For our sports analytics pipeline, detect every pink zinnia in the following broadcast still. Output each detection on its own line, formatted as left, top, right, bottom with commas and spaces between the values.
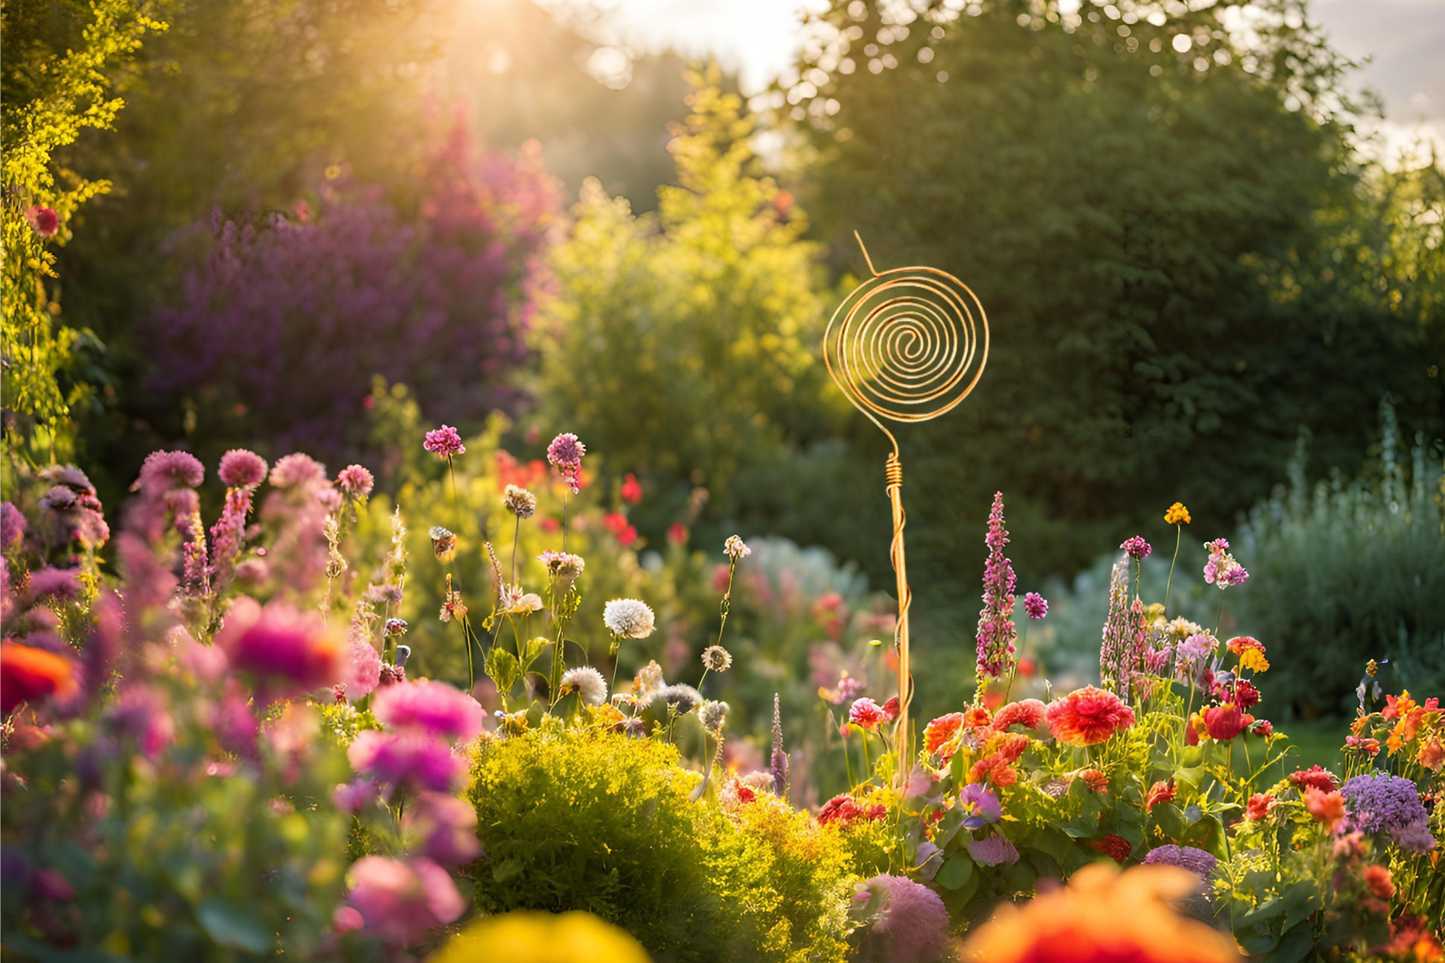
345, 856, 465, 947
26, 205, 59, 238
213, 597, 343, 695
371, 679, 485, 743
546, 432, 585, 492
1120, 535, 1152, 560
218, 449, 268, 488
336, 464, 375, 499
347, 730, 468, 791
422, 425, 466, 459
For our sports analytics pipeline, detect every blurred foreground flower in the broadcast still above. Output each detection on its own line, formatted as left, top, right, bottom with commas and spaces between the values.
960, 864, 1240, 963
428, 910, 651, 963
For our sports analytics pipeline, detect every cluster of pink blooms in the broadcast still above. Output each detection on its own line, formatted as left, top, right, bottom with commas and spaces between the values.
422, 425, 466, 459
1203, 537, 1249, 588
546, 432, 586, 492
974, 491, 1018, 680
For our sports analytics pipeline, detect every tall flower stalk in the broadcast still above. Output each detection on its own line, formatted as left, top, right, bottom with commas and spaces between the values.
974, 492, 1018, 703
546, 433, 585, 552
1162, 502, 1191, 615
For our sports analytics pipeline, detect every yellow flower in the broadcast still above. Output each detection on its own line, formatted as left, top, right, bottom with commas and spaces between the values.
1164, 502, 1192, 526
1239, 648, 1270, 674
429, 911, 651, 963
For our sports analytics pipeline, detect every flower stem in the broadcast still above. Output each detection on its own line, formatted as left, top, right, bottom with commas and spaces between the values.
1164, 524, 1181, 615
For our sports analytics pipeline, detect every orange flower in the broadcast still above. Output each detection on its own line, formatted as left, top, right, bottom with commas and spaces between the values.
1363, 864, 1396, 900
961, 863, 1239, 963
1145, 779, 1176, 812
1417, 737, 1445, 773
1226, 637, 1270, 674
1382, 691, 1417, 721
1350, 715, 1371, 736
970, 732, 1031, 787
1070, 767, 1108, 794
1246, 793, 1277, 822
1304, 787, 1347, 830
1, 641, 78, 716
923, 713, 964, 759
963, 706, 994, 729
1164, 502, 1192, 526
992, 699, 1047, 732
1046, 686, 1136, 747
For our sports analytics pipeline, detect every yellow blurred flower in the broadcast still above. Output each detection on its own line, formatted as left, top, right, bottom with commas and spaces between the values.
960, 863, 1239, 963
1164, 502, 1192, 526
429, 911, 651, 963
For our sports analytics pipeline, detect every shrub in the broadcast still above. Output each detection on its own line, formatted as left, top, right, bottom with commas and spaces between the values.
464, 725, 856, 963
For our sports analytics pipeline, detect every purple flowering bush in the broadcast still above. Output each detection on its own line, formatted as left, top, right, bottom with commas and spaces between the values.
145, 121, 560, 453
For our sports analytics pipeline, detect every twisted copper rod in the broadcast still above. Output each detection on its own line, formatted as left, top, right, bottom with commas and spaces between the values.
884, 451, 914, 776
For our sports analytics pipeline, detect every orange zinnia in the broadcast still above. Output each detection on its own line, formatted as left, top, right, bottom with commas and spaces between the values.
1045, 687, 1136, 747
923, 713, 965, 758
1, 641, 78, 716
1304, 787, 1347, 830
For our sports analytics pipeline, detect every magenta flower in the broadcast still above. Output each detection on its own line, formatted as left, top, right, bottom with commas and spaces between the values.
423, 425, 466, 459
1022, 592, 1048, 620
336, 464, 375, 499
856, 874, 950, 963
1203, 537, 1249, 588
213, 597, 344, 696
372, 679, 485, 743
332, 778, 381, 814
25, 205, 59, 238
975, 492, 1018, 681
1120, 535, 1152, 560
347, 730, 468, 791
269, 453, 328, 490
849, 697, 887, 731
133, 450, 205, 494
27, 567, 82, 601
345, 855, 466, 946
403, 791, 483, 868
218, 449, 268, 488
1, 502, 28, 552
546, 432, 585, 492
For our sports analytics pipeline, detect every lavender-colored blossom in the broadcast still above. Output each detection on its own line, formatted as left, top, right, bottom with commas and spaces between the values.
857, 874, 950, 963
218, 449, 268, 488
337, 464, 375, 499
403, 791, 482, 868
1022, 591, 1048, 620
333, 778, 381, 815
133, 450, 204, 493
1, 502, 27, 552
1143, 844, 1218, 883
959, 783, 1002, 830
1340, 772, 1436, 853
1203, 538, 1249, 589
967, 835, 1020, 866
422, 425, 465, 459
27, 567, 82, 601
975, 491, 1018, 681
207, 486, 256, 590
546, 432, 585, 492
345, 855, 466, 947
1120, 535, 1152, 560
270, 453, 328, 490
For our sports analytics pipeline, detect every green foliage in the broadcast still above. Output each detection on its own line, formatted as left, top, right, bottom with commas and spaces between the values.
465, 725, 857, 963
0, 0, 165, 455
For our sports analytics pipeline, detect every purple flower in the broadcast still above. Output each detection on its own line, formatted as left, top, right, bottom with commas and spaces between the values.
1340, 772, 1436, 853
336, 464, 375, 499
546, 432, 586, 492
218, 449, 268, 488
403, 791, 482, 868
1143, 844, 1217, 884
27, 567, 82, 601
959, 782, 1002, 830
213, 597, 343, 696
1, 502, 28, 552
371, 679, 485, 743
333, 778, 381, 815
133, 450, 204, 493
347, 730, 468, 792
1203, 537, 1249, 589
422, 425, 466, 459
1022, 592, 1048, 620
856, 874, 950, 963
975, 492, 1019, 681
345, 855, 466, 947
1120, 535, 1152, 560
967, 835, 1020, 866
269, 453, 328, 490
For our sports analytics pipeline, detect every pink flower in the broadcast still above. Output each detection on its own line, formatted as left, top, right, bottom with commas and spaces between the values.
1, 501, 28, 551
371, 679, 485, 743
620, 473, 643, 503
26, 205, 59, 238
667, 522, 688, 546
345, 856, 465, 946
347, 730, 468, 791
218, 449, 268, 488
213, 597, 344, 696
1022, 592, 1048, 620
857, 874, 950, 963
133, 450, 205, 493
332, 778, 381, 814
423, 425, 466, 459
849, 697, 887, 731
992, 698, 1047, 732
27, 566, 82, 601
546, 432, 585, 492
404, 791, 482, 868
269, 453, 328, 489
1120, 536, 1152, 560
345, 632, 382, 698
336, 464, 375, 499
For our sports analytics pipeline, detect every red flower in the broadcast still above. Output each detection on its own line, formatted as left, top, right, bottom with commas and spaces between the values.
620, 473, 643, 504
818, 793, 886, 827
963, 706, 994, 729
25, 205, 59, 238
1145, 779, 1175, 812
881, 696, 900, 723
923, 713, 964, 758
1202, 703, 1251, 741
1015, 657, 1037, 678
1288, 765, 1338, 794
602, 512, 637, 546
1231, 679, 1260, 710
992, 699, 1046, 732
1364, 864, 1396, 900
1250, 719, 1274, 737
1246, 793, 1277, 822
1073, 767, 1109, 794
666, 523, 688, 547
1345, 735, 1381, 756
1, 641, 78, 715
1046, 686, 1136, 746
1089, 834, 1133, 863
1304, 787, 1346, 830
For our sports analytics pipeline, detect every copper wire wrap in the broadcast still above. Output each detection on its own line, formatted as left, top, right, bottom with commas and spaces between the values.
824, 232, 989, 781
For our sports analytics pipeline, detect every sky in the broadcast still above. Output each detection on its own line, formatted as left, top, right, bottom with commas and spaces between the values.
587, 0, 1443, 160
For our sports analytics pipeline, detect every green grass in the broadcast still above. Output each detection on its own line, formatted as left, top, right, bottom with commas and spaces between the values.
1279, 718, 1347, 773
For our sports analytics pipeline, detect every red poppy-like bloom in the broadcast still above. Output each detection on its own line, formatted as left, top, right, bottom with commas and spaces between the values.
923, 713, 965, 757
1246, 793, 1277, 822
1202, 703, 1252, 741
818, 793, 887, 827
1304, 787, 1347, 830
880, 696, 900, 723
1146, 779, 1176, 812
1, 641, 78, 715
1045, 686, 1136, 746
1364, 864, 1396, 900
992, 699, 1046, 732
1016, 657, 1037, 677
970, 732, 1031, 786
1089, 834, 1133, 863
1288, 765, 1339, 794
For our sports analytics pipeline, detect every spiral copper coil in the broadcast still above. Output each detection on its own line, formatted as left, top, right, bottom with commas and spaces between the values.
824, 232, 990, 777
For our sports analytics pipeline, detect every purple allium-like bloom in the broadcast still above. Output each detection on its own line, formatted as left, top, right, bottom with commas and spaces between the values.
336, 464, 375, 499
133, 450, 204, 493
347, 730, 468, 792
959, 782, 1002, 830
1203, 537, 1249, 588
371, 679, 485, 743
27, 567, 82, 601
1023, 592, 1048, 620
975, 491, 1019, 681
333, 778, 381, 815
218, 449, 268, 488
968, 835, 1020, 866
422, 425, 465, 459
270, 453, 328, 490
857, 874, 950, 963
1121, 535, 1152, 560
40, 465, 96, 496
1143, 844, 1218, 884
546, 432, 585, 492
1340, 772, 1436, 853
0, 502, 26, 552
345, 855, 466, 947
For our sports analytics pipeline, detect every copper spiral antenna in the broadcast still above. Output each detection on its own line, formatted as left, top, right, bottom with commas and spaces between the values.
824, 231, 989, 779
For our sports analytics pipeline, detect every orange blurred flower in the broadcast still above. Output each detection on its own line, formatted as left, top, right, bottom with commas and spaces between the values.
1145, 779, 1175, 812
1363, 864, 1396, 900
970, 732, 1031, 787
1246, 793, 1277, 822
960, 863, 1239, 963
1417, 737, 1445, 773
1, 641, 78, 716
1304, 787, 1347, 831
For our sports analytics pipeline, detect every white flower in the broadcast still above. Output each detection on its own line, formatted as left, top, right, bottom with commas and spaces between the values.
631, 660, 666, 697
559, 666, 608, 707
723, 535, 751, 560
603, 598, 655, 639
699, 699, 730, 731
701, 645, 733, 673
641, 683, 702, 716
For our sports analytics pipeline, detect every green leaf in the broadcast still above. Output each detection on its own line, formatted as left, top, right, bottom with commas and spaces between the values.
485, 647, 520, 694
1030, 826, 1073, 863
1267, 922, 1315, 963
196, 899, 272, 955
936, 853, 975, 891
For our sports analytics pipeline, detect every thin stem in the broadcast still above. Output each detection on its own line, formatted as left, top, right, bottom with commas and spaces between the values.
562, 493, 569, 553
1164, 525, 1181, 615
861, 729, 872, 777
1215, 592, 1226, 638
843, 728, 855, 789
510, 516, 520, 585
